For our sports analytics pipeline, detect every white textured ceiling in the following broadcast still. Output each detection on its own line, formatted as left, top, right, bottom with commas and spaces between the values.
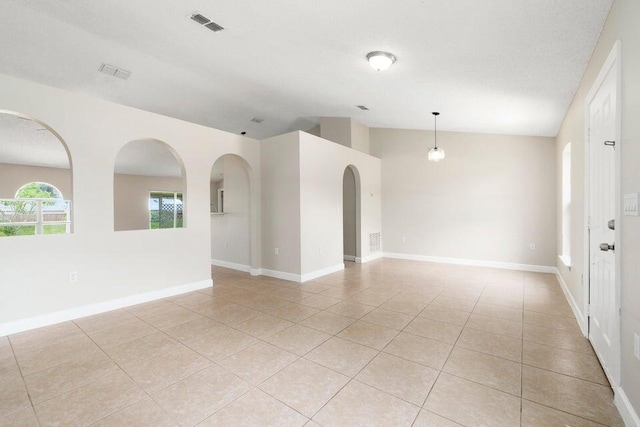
0, 0, 612, 138
115, 140, 183, 178
0, 113, 70, 169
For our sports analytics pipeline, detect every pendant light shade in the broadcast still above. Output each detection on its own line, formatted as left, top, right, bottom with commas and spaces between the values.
428, 112, 445, 162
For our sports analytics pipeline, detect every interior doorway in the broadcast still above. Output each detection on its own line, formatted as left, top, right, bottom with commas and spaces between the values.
210, 154, 252, 269
343, 165, 361, 262
585, 41, 621, 387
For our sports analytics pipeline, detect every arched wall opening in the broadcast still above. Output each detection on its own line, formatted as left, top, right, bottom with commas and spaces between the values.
210, 154, 252, 269
0, 110, 73, 237
113, 139, 186, 231
343, 164, 361, 261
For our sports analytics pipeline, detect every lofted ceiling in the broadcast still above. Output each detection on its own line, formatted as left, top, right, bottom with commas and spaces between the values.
0, 0, 612, 139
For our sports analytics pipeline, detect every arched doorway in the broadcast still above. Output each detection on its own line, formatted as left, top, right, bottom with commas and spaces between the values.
210, 154, 252, 269
343, 165, 361, 261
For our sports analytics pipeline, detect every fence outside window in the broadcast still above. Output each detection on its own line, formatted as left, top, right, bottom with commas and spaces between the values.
0, 198, 72, 237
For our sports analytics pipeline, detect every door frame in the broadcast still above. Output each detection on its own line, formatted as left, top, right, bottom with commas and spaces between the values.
583, 40, 622, 387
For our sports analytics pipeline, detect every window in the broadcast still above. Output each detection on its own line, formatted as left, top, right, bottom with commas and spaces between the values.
561, 143, 571, 267
0, 182, 71, 237
149, 192, 183, 229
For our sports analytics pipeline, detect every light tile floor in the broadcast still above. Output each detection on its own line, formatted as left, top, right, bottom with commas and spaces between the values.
0, 259, 625, 426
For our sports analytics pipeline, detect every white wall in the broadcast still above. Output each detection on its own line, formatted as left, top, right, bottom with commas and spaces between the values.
260, 132, 302, 275
0, 163, 71, 200
211, 155, 251, 267
351, 119, 370, 155
0, 74, 261, 327
299, 132, 381, 275
113, 173, 184, 231
320, 117, 351, 148
370, 128, 557, 268
555, 0, 640, 416
259, 132, 381, 278
343, 166, 357, 258
319, 117, 370, 155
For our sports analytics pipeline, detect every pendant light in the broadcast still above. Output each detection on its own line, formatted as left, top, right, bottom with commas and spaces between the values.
428, 112, 445, 162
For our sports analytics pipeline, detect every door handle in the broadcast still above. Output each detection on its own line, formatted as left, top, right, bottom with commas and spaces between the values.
608, 219, 615, 230
600, 242, 615, 252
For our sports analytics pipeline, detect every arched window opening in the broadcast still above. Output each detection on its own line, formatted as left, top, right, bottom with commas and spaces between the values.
1, 182, 70, 236
0, 111, 73, 238
113, 139, 186, 231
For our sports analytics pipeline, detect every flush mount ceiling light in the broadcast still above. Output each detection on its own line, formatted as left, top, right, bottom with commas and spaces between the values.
428, 112, 445, 162
366, 51, 396, 71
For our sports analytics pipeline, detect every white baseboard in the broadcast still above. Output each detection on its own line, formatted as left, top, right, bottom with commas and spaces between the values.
616, 386, 640, 427
356, 252, 383, 264
211, 259, 252, 273
259, 268, 302, 282
0, 279, 212, 337
343, 255, 356, 262
301, 263, 344, 282
250, 268, 262, 276
382, 252, 557, 273
555, 271, 587, 336
258, 263, 345, 283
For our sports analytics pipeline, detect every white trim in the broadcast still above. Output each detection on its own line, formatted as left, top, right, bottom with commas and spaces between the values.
583, 39, 622, 387
555, 271, 587, 336
356, 252, 383, 264
259, 268, 302, 282
558, 255, 572, 270
211, 258, 251, 273
300, 263, 344, 282
615, 386, 640, 427
0, 279, 212, 337
382, 252, 557, 273
257, 263, 345, 283
343, 255, 356, 262
249, 268, 262, 276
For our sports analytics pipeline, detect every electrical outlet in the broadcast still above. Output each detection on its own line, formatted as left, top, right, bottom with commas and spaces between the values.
401, 236, 406, 243
634, 333, 640, 360
529, 243, 536, 251
274, 248, 279, 256
69, 272, 78, 283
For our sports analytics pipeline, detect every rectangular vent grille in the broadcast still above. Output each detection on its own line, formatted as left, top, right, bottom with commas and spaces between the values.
369, 232, 381, 253
251, 117, 264, 124
190, 13, 224, 32
205, 21, 225, 32
190, 13, 210, 25
357, 105, 370, 111
98, 63, 131, 80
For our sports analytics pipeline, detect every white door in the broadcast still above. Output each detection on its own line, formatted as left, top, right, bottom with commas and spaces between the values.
587, 58, 617, 381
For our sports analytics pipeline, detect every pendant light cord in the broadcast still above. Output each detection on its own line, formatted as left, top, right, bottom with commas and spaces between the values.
432, 112, 439, 149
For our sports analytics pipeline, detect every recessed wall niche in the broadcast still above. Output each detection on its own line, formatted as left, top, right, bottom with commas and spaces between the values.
0, 112, 73, 237
113, 139, 185, 231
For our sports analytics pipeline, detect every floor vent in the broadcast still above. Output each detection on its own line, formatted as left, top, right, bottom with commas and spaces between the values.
369, 232, 381, 253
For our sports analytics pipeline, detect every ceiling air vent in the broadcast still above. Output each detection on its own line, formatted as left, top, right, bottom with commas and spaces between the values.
251, 117, 264, 124
357, 105, 370, 111
190, 13, 224, 32
98, 63, 131, 80
205, 21, 224, 32
190, 13, 210, 25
